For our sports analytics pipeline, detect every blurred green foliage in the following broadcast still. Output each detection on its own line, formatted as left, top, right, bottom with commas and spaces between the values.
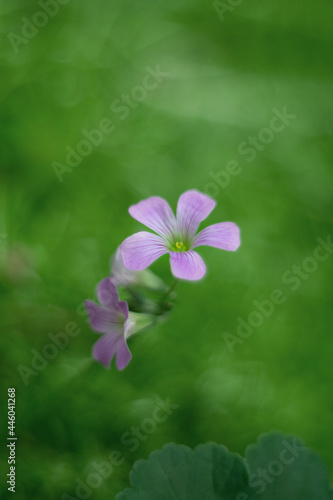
1, 0, 333, 498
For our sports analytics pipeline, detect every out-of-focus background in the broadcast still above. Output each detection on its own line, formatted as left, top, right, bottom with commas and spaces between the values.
1, 0, 333, 498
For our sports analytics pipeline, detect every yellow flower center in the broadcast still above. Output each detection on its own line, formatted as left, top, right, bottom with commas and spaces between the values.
172, 241, 188, 252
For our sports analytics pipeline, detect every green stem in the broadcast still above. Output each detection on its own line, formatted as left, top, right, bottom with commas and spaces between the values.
159, 279, 179, 305
127, 286, 143, 304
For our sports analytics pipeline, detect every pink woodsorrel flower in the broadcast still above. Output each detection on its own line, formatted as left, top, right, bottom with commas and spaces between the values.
121, 190, 240, 281
110, 247, 166, 291
85, 278, 134, 369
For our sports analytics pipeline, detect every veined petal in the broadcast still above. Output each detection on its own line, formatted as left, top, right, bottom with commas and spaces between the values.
192, 222, 241, 251
118, 300, 129, 320
110, 247, 139, 286
176, 190, 216, 241
93, 332, 122, 368
110, 247, 167, 290
129, 196, 176, 240
115, 338, 132, 370
97, 278, 120, 309
85, 300, 124, 333
169, 250, 206, 281
121, 232, 168, 271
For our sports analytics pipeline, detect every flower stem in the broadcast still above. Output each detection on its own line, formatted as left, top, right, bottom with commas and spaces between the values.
159, 279, 179, 305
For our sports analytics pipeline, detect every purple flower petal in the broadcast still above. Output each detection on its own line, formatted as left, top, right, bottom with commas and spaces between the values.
169, 250, 206, 281
97, 278, 120, 309
85, 300, 124, 333
129, 196, 176, 240
192, 222, 241, 251
121, 231, 168, 271
93, 332, 122, 368
118, 300, 129, 320
176, 190, 216, 241
115, 338, 132, 370
110, 247, 139, 286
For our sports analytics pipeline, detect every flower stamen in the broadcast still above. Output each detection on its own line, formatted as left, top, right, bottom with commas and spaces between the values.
172, 241, 188, 252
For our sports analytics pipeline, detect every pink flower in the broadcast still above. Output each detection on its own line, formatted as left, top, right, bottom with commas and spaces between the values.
121, 190, 240, 281
85, 278, 133, 369
110, 247, 166, 291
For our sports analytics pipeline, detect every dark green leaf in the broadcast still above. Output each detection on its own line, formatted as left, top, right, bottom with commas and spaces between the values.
245, 432, 332, 500
116, 442, 251, 500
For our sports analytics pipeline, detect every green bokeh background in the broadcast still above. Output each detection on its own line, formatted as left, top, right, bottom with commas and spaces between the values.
1, 0, 333, 498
